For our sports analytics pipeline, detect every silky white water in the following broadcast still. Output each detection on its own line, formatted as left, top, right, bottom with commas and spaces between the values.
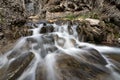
0, 22, 120, 80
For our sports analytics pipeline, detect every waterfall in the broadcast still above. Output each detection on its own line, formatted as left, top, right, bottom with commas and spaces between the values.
0, 21, 120, 80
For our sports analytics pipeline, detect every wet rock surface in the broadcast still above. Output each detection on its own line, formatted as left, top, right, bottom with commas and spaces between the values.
55, 53, 109, 80
0, 22, 120, 80
0, 52, 34, 80
0, 0, 120, 50
0, 45, 111, 80
0, 0, 120, 80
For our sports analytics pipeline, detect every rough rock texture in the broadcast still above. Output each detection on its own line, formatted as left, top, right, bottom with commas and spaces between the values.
0, 0, 120, 53
55, 53, 109, 80
0, 43, 112, 80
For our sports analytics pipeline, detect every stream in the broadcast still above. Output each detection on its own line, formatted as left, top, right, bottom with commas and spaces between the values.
0, 21, 120, 80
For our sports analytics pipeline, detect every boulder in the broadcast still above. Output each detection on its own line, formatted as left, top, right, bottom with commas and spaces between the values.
55, 52, 110, 80
1, 52, 34, 80
85, 18, 100, 25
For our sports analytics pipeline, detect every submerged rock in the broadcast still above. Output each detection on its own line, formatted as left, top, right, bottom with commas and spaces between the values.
0, 52, 34, 80
55, 53, 109, 80
0, 0, 120, 80
0, 21, 120, 80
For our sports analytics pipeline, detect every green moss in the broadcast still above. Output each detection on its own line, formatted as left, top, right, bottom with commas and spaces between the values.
61, 11, 100, 20
77, 11, 100, 19
115, 33, 120, 38
106, 23, 120, 39
0, 14, 4, 24
106, 23, 115, 28
64, 14, 76, 20
0, 13, 6, 24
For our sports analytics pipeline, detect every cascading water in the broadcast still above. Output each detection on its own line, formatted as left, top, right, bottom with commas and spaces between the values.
0, 21, 120, 80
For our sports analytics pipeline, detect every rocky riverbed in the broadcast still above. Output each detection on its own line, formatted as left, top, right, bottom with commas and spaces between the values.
0, 0, 120, 51
0, 0, 120, 80
0, 21, 120, 80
